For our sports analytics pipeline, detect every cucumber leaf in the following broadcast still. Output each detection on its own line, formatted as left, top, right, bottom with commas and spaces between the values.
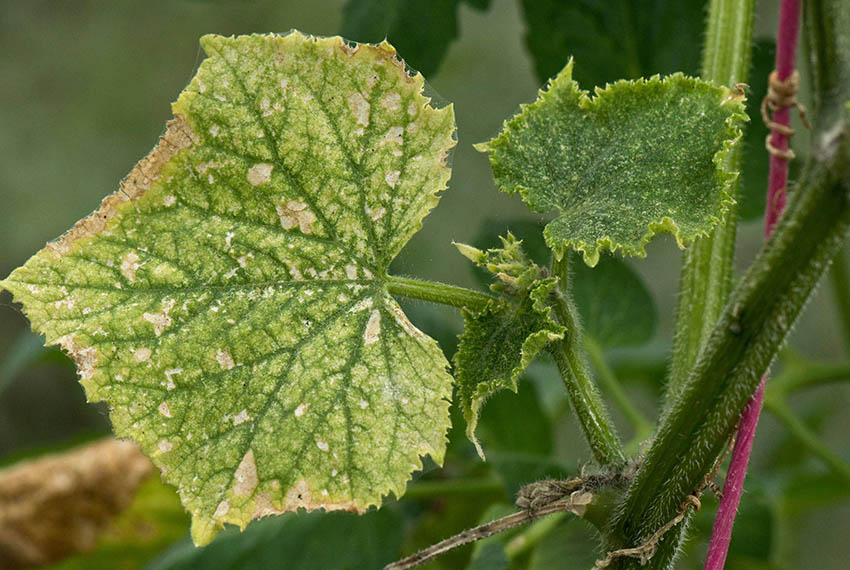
1, 32, 456, 545
477, 59, 747, 266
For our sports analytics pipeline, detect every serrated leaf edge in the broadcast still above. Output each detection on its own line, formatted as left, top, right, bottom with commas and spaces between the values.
459, 279, 564, 459
476, 59, 749, 267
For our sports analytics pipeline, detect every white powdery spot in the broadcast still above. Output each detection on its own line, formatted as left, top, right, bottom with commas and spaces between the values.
408, 102, 417, 116
57, 335, 98, 382
384, 126, 404, 145
380, 92, 401, 112
232, 409, 251, 426
209, 124, 221, 137
121, 251, 140, 283
260, 97, 273, 117
363, 310, 381, 345
348, 92, 370, 127
143, 298, 175, 337
134, 347, 152, 363
389, 304, 423, 338
359, 399, 369, 409
158, 401, 172, 418
351, 298, 373, 312
233, 450, 258, 496
216, 348, 235, 370
276, 200, 316, 234
158, 440, 173, 453
53, 297, 75, 310
316, 441, 330, 452
385, 170, 400, 189
214, 499, 230, 518
280, 78, 289, 91
164, 367, 182, 391
345, 264, 358, 280
247, 163, 274, 186
294, 403, 309, 417
225, 231, 235, 249
163, 195, 177, 207
237, 253, 253, 268
365, 205, 386, 221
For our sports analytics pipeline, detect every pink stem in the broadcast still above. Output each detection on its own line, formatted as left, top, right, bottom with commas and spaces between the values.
704, 1, 801, 569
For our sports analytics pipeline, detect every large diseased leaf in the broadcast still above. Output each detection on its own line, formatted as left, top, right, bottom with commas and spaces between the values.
0, 32, 456, 545
477, 59, 747, 266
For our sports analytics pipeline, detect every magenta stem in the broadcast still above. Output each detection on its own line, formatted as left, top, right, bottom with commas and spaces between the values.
704, 1, 801, 569
764, 0, 802, 237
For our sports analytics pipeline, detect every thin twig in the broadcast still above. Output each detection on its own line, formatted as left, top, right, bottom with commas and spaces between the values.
384, 499, 576, 570
385, 478, 596, 570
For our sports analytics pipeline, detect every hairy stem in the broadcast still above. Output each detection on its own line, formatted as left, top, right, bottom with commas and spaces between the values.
608, 121, 850, 568
550, 255, 625, 467
705, 2, 804, 568
666, 0, 756, 407
385, 275, 493, 311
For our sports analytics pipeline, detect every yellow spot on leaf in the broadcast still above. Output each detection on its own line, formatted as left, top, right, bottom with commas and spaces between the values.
246, 163, 273, 186
233, 450, 258, 496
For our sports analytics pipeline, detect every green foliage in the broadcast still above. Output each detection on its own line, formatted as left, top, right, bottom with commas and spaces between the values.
1, 32, 457, 545
3, 2, 850, 569
148, 509, 402, 570
477, 59, 748, 266
472, 220, 657, 349
453, 236, 564, 457
519, 0, 704, 86
569, 252, 656, 348
475, 380, 568, 497
340, 0, 492, 77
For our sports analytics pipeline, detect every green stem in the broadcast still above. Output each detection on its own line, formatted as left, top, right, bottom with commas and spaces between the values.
665, 0, 755, 409
828, 248, 850, 354
550, 255, 626, 467
764, 397, 850, 484
584, 337, 653, 440
385, 275, 493, 311
607, 119, 850, 567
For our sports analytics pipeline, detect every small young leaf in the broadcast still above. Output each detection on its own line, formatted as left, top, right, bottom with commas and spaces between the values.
453, 237, 564, 458
477, 60, 748, 266
1, 32, 456, 545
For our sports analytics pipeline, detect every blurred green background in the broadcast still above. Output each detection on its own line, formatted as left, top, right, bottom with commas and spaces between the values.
0, 1, 848, 569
